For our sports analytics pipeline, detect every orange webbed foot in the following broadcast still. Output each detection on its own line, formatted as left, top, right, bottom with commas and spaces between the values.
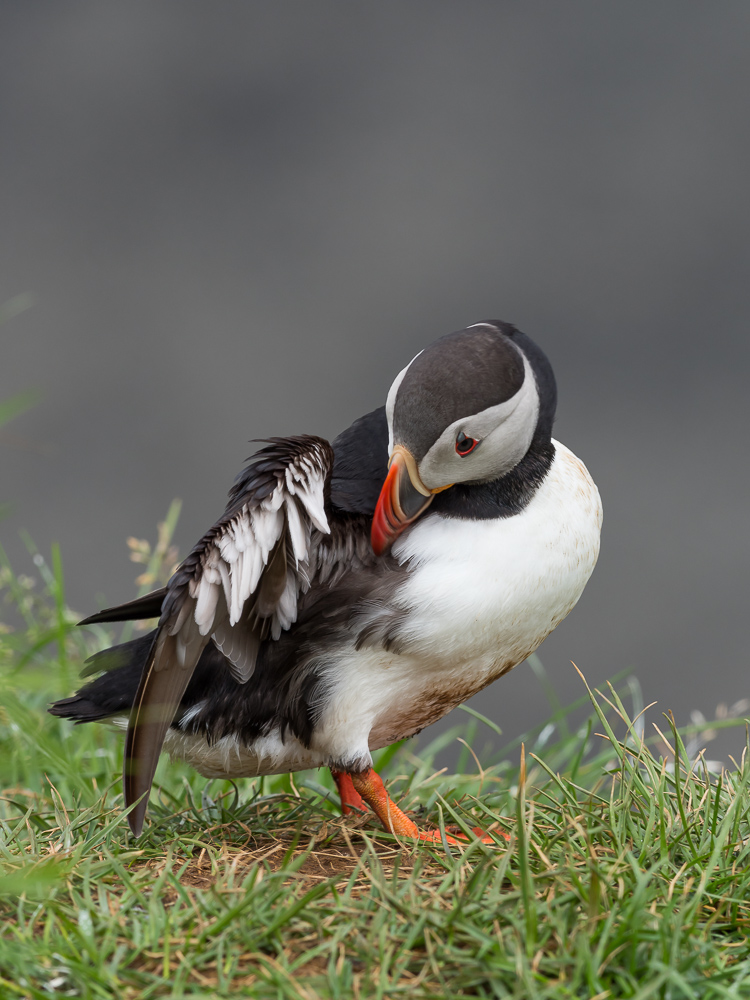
347, 766, 508, 846
443, 824, 509, 845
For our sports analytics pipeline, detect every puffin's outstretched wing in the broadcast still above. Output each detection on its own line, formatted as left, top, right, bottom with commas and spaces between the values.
124, 435, 333, 836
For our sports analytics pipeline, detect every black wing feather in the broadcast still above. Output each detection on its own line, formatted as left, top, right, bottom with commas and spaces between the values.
78, 589, 167, 626
329, 407, 388, 515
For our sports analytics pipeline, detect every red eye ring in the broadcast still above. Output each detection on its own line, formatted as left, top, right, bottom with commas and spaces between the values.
455, 432, 478, 456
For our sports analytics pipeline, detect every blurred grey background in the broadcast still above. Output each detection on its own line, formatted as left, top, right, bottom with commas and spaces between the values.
1, 3, 749, 762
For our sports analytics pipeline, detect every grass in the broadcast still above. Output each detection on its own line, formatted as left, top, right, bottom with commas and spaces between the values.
2, 531, 750, 998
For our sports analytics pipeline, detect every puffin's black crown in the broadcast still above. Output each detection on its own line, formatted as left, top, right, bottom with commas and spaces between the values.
393, 320, 556, 459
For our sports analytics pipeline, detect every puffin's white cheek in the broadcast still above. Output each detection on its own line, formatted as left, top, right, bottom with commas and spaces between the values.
417, 449, 459, 492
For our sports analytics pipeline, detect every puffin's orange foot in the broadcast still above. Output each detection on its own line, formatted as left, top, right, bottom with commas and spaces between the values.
330, 768, 367, 816
411, 827, 492, 847
348, 767, 507, 846
444, 824, 510, 845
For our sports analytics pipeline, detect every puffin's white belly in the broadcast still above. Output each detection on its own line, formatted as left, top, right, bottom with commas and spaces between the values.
162, 726, 327, 779
163, 440, 601, 779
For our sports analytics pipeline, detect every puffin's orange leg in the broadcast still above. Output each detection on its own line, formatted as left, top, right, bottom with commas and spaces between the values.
330, 768, 367, 816
349, 767, 503, 845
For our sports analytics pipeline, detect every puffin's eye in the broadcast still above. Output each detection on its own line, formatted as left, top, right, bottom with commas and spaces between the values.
455, 431, 479, 456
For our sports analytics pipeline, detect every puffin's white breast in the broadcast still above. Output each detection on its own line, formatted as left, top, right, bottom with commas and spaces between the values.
394, 439, 601, 663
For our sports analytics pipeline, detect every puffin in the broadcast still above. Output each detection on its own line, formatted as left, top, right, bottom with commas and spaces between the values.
50, 320, 602, 843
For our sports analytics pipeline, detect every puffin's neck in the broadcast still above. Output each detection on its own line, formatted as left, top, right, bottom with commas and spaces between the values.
429, 441, 556, 521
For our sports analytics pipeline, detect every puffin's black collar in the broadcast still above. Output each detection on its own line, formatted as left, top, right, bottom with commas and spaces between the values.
430, 442, 556, 520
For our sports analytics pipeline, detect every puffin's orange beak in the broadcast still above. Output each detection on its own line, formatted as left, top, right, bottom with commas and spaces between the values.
371, 446, 435, 556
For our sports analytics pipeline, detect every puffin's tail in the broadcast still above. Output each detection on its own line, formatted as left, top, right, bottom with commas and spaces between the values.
49, 632, 155, 723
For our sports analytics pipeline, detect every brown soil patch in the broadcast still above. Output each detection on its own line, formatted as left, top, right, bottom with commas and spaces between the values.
133, 817, 449, 900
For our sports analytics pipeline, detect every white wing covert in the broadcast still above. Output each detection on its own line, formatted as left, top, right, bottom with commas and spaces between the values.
188, 442, 330, 680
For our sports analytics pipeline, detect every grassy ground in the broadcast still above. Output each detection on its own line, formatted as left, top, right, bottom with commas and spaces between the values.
2, 537, 750, 999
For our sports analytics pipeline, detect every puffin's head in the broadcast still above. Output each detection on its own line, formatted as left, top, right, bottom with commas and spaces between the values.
371, 320, 556, 555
